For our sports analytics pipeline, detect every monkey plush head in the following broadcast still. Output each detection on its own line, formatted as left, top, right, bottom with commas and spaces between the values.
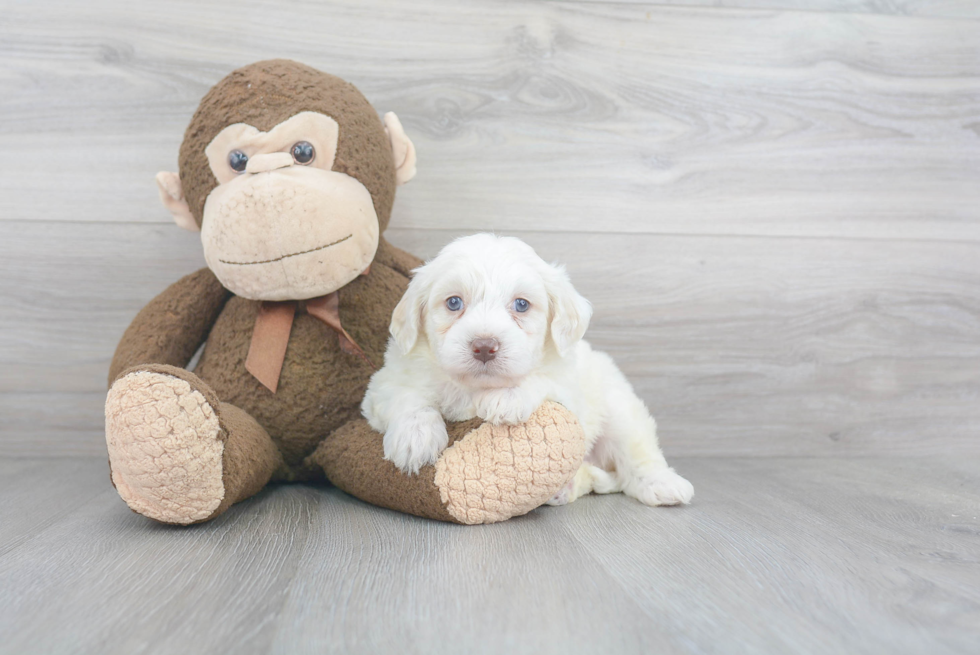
155, 60, 417, 301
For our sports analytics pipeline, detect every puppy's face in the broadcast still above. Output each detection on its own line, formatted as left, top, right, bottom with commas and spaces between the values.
423, 252, 549, 385
391, 234, 592, 387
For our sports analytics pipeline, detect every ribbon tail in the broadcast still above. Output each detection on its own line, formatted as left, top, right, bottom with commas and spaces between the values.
336, 327, 375, 368
306, 292, 375, 369
245, 301, 296, 393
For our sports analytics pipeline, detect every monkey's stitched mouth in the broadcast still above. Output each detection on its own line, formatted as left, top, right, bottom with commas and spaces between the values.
219, 234, 353, 266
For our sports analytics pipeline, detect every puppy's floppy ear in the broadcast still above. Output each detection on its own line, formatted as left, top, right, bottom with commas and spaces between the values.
545, 263, 592, 357
390, 271, 426, 355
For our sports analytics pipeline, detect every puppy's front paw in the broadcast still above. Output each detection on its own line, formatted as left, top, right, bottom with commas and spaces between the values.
383, 408, 449, 475
475, 387, 536, 425
633, 468, 694, 506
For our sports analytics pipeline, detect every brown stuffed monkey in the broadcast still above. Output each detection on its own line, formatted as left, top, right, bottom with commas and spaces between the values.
105, 60, 585, 526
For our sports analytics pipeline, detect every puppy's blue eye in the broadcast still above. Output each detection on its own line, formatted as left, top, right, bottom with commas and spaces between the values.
446, 296, 463, 311
514, 298, 530, 313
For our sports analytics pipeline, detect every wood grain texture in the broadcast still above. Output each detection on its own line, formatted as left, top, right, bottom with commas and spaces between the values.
565, 456, 980, 655
571, 0, 980, 20
0, 0, 978, 240
0, 457, 111, 557
3, 222, 977, 457
1, 456, 978, 655
0, 394, 107, 458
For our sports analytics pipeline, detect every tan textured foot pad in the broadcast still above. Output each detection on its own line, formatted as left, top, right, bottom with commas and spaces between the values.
105, 371, 225, 525
433, 402, 586, 524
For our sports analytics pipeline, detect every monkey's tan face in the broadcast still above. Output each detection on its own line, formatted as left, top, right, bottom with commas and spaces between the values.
199, 112, 379, 301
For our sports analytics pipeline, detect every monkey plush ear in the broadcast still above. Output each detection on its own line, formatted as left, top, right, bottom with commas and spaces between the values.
155, 171, 199, 232
384, 112, 417, 186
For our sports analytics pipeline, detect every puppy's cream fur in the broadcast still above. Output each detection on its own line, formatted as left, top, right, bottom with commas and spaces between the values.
361, 234, 693, 507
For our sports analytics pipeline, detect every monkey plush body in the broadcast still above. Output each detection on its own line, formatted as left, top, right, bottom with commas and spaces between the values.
105, 60, 585, 525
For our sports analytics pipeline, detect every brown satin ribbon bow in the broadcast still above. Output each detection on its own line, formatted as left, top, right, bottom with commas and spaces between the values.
245, 266, 373, 393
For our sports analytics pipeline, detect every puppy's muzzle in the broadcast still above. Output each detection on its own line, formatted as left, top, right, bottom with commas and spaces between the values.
471, 338, 499, 363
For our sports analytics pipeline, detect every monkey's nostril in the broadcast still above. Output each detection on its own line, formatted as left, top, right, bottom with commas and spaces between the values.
471, 338, 499, 363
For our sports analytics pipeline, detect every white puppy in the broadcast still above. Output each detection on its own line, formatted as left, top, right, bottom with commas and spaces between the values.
361, 234, 693, 507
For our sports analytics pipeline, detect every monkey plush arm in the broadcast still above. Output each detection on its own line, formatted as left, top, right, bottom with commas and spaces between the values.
108, 268, 231, 386
309, 402, 587, 524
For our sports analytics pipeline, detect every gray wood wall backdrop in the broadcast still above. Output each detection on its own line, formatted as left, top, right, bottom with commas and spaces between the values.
1, 0, 977, 458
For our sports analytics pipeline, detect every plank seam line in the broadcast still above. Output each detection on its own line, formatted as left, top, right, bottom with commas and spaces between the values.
549, 0, 980, 23
4, 219, 980, 246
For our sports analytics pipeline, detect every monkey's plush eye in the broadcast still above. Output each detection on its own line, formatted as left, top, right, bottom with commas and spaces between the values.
291, 141, 315, 165
228, 150, 248, 173
513, 298, 530, 313
446, 296, 463, 312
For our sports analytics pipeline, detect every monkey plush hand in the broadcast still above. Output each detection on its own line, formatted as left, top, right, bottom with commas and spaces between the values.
105, 60, 585, 525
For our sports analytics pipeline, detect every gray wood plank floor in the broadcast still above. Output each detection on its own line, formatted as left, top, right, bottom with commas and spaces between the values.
2, 1, 978, 653
1, 456, 977, 655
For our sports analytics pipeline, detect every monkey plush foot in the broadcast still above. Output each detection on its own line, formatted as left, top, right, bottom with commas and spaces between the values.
106, 368, 226, 525
106, 365, 284, 525
433, 402, 587, 523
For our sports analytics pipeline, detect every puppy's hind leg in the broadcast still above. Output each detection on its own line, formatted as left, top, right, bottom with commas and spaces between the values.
601, 386, 694, 507
546, 464, 619, 506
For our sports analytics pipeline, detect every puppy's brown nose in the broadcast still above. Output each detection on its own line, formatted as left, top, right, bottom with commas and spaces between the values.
471, 338, 499, 363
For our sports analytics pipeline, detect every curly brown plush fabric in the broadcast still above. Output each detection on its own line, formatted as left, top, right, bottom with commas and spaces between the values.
108, 269, 230, 384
